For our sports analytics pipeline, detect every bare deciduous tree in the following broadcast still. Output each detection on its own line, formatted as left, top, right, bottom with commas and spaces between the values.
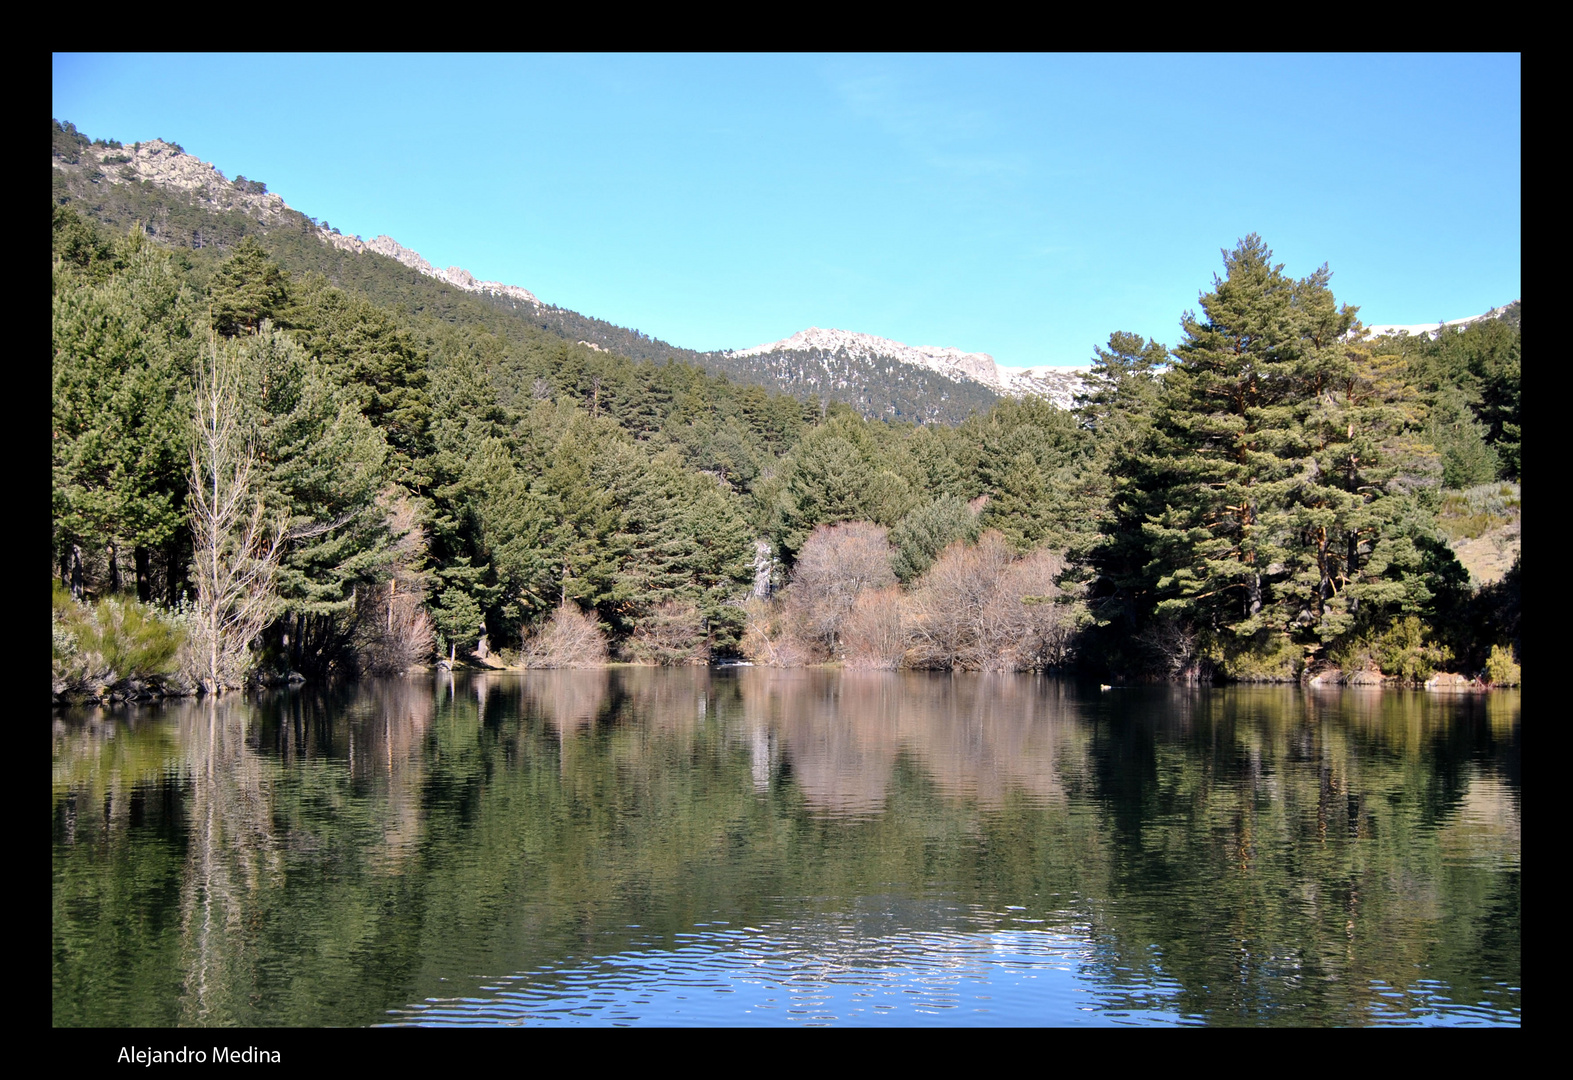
907, 532, 1074, 672
358, 490, 435, 674
740, 597, 812, 667
523, 605, 609, 668
784, 522, 897, 660
840, 587, 906, 669
186, 338, 285, 693
624, 599, 709, 666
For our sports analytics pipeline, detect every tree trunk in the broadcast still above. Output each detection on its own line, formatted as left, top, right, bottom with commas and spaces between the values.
134, 545, 152, 603
70, 544, 84, 600
107, 539, 122, 595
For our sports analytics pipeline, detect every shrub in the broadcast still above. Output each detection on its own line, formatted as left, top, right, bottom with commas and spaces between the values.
1485, 643, 1520, 687
783, 522, 897, 660
523, 605, 608, 668
840, 587, 906, 669
906, 532, 1074, 672
1217, 631, 1302, 683
740, 597, 814, 667
53, 582, 186, 698
624, 600, 710, 666
1374, 616, 1452, 683
356, 585, 435, 674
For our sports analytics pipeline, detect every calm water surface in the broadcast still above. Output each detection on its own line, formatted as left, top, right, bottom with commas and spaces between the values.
52, 669, 1520, 1026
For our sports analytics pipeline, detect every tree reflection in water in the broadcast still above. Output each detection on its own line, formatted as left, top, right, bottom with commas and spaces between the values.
52, 672, 1519, 1027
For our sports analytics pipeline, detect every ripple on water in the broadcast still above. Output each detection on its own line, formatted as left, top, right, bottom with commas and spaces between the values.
384, 922, 1194, 1027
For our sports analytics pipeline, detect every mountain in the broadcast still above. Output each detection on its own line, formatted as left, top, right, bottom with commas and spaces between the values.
729, 327, 1088, 411
51, 120, 1084, 423
320, 230, 541, 306
1357, 301, 1522, 340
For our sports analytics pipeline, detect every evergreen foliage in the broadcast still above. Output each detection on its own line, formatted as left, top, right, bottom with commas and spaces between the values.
48, 127, 1523, 685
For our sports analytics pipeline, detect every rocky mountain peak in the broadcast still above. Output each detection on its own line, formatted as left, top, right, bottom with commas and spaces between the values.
54, 137, 294, 225
319, 232, 540, 306
54, 131, 544, 308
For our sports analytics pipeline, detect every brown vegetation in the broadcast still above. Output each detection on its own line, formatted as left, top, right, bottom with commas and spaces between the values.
743, 523, 1078, 673
782, 522, 897, 660
839, 587, 906, 669
357, 491, 435, 674
522, 604, 609, 668
740, 597, 814, 667
905, 532, 1073, 672
623, 599, 710, 666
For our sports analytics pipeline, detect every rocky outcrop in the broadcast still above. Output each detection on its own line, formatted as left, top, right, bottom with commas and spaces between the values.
56, 135, 546, 309
321, 231, 541, 306
54, 138, 294, 226
1424, 672, 1481, 692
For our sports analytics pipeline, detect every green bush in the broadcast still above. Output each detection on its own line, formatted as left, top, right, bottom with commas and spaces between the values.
1485, 644, 1520, 687
52, 582, 186, 696
1218, 631, 1302, 682
1374, 616, 1452, 683
1436, 482, 1521, 540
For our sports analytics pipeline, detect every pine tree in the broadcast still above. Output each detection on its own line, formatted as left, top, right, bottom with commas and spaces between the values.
53, 223, 197, 601
232, 326, 392, 676
207, 237, 290, 337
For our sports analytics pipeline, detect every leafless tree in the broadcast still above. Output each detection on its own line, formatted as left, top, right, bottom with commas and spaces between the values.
624, 599, 710, 665
186, 338, 286, 693
358, 490, 435, 673
740, 597, 813, 667
907, 532, 1074, 672
783, 521, 897, 660
840, 586, 906, 669
523, 604, 609, 668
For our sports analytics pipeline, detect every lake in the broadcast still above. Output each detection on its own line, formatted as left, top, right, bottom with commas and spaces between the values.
52, 668, 1520, 1027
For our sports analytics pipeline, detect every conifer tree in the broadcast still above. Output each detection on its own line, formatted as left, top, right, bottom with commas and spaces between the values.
207, 237, 290, 337
1132, 237, 1335, 656
53, 224, 197, 600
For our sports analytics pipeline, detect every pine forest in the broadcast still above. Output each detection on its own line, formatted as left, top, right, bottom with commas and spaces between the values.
50, 120, 1522, 701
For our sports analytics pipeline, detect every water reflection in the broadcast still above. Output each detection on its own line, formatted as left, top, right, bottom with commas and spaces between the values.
52, 673, 1519, 1027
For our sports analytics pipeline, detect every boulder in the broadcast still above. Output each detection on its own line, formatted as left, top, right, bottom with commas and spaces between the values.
1345, 668, 1385, 686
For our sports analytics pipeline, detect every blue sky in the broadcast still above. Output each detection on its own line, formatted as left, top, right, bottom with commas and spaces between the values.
52, 53, 1520, 369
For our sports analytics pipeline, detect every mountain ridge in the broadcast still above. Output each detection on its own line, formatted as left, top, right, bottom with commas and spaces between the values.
52, 120, 1514, 423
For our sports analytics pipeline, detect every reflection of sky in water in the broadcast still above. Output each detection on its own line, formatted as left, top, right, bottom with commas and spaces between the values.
386, 916, 1194, 1027
388, 896, 1519, 1028
55, 674, 1520, 1028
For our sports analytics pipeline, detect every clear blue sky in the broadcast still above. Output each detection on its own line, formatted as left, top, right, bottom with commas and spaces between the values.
52, 53, 1520, 369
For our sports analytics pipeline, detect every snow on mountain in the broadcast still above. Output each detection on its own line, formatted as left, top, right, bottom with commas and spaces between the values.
58, 134, 1089, 410
995, 365, 1092, 410
1355, 303, 1518, 341
730, 327, 1088, 408
320, 231, 540, 306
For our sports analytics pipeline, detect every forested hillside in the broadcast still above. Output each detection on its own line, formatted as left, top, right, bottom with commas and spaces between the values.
51, 119, 1521, 698
50, 121, 996, 424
